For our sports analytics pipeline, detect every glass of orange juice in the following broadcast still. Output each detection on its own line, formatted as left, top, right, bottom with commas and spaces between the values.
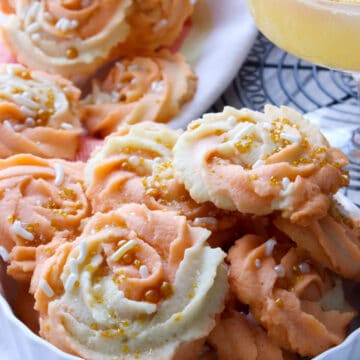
246, 0, 360, 159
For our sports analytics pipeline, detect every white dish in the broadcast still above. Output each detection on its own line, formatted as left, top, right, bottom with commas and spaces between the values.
170, 0, 258, 128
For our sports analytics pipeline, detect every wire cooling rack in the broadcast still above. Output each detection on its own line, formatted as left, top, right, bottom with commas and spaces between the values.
212, 32, 360, 206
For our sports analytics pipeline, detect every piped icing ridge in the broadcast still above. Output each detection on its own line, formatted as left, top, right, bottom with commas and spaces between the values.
83, 50, 197, 136
0, 154, 89, 282
274, 195, 360, 280
227, 234, 355, 357
173, 105, 349, 225
0, 64, 83, 159
30, 203, 227, 360
85, 122, 243, 247
1, 0, 132, 82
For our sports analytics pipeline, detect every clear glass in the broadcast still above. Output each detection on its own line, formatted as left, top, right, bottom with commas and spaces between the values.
246, 0, 360, 160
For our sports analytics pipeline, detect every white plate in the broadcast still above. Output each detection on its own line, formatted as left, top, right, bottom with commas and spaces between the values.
170, 0, 257, 128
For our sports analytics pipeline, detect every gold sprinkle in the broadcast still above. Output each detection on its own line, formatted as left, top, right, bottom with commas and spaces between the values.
134, 259, 141, 268
66, 47, 79, 59
90, 323, 98, 330
160, 281, 173, 299
250, 174, 258, 180
144, 289, 159, 303
275, 298, 284, 307
174, 313, 182, 322
59, 188, 77, 201
44, 323, 51, 331
270, 176, 280, 186
7, 216, 15, 224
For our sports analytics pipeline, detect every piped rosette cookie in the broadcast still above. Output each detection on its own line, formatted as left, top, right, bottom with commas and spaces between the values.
30, 204, 228, 360
173, 105, 349, 225
0, 154, 90, 282
274, 193, 360, 280
83, 50, 197, 136
85, 122, 243, 248
0, 0, 132, 82
0, 64, 83, 159
228, 234, 355, 357
114, 0, 194, 55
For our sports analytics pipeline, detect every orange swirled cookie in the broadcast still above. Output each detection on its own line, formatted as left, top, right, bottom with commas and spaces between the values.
208, 309, 294, 360
0, 64, 83, 159
85, 122, 243, 248
114, 0, 194, 55
30, 204, 228, 360
0, 154, 90, 282
83, 50, 197, 136
0, 0, 132, 82
227, 234, 355, 357
173, 105, 349, 224
274, 196, 360, 280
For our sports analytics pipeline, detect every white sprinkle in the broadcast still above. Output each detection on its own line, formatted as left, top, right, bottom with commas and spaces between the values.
93, 284, 101, 292
139, 265, 149, 279
54, 163, 64, 186
64, 273, 78, 292
27, 22, 40, 33
265, 238, 277, 257
3, 120, 13, 129
91, 254, 103, 267
69, 258, 79, 275
151, 80, 165, 93
12, 220, 34, 241
111, 240, 138, 262
262, 122, 272, 130
153, 18, 168, 32
252, 159, 265, 169
39, 279, 54, 297
25, 117, 35, 127
70, 19, 79, 29
31, 33, 41, 42
0, 246, 9, 262
234, 123, 255, 141
298, 262, 310, 274
26, 2, 41, 20
274, 264, 286, 278
227, 116, 237, 126
7, 66, 15, 76
193, 217, 218, 227
254, 258, 262, 268
44, 12, 53, 21
280, 132, 302, 144
130, 78, 137, 85
77, 240, 88, 264
282, 177, 290, 188
13, 94, 38, 108
61, 122, 73, 130
20, 106, 36, 117
153, 157, 162, 164
129, 156, 140, 166
14, 124, 24, 131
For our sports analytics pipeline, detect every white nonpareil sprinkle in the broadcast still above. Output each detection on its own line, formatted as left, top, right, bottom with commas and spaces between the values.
153, 18, 168, 32
3, 120, 13, 129
282, 177, 290, 188
64, 273, 78, 293
0, 246, 9, 262
234, 123, 255, 141
254, 258, 262, 268
61, 122, 74, 130
55, 17, 78, 32
27, 22, 40, 33
7, 66, 15, 76
262, 122, 272, 130
252, 159, 265, 169
139, 265, 149, 279
128, 156, 140, 166
31, 33, 40, 42
193, 217, 218, 227
227, 116, 237, 127
111, 240, 138, 262
20, 105, 36, 117
12, 220, 34, 241
25, 117, 35, 126
280, 132, 302, 144
298, 262, 310, 274
265, 238, 277, 257
76, 240, 88, 264
39, 279, 55, 297
54, 163, 65, 186
274, 264, 286, 278
151, 80, 165, 93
